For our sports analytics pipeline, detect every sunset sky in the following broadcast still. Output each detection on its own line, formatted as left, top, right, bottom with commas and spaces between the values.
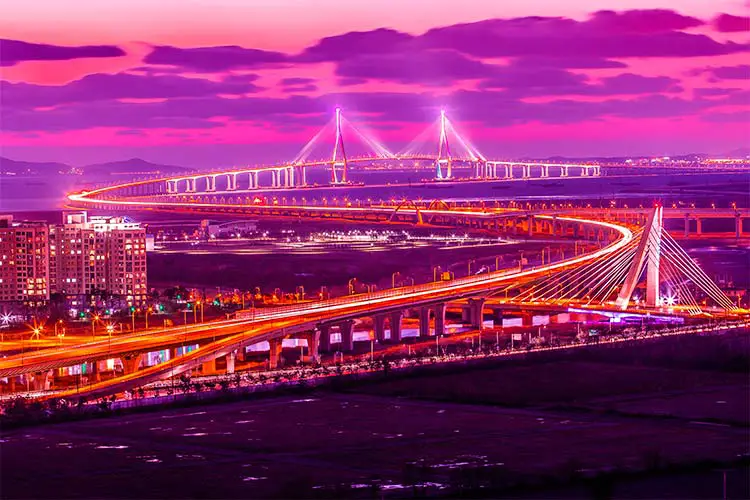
1, 0, 748, 167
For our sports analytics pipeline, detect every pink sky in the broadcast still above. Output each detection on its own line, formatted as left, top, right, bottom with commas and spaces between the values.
1, 1, 748, 166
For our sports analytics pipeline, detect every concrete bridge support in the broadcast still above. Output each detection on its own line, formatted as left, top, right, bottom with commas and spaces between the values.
268, 338, 283, 370
433, 303, 446, 337
121, 354, 143, 375
306, 330, 320, 363
389, 311, 403, 342
27, 371, 53, 391
338, 320, 355, 351
418, 307, 431, 337
467, 298, 487, 330
373, 314, 387, 343
225, 351, 236, 374
318, 325, 331, 353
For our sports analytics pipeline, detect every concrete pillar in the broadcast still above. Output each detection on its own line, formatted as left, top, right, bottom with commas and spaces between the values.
684, 214, 690, 238
201, 358, 215, 375
339, 320, 354, 351
226, 351, 236, 374
268, 338, 283, 370
736, 215, 742, 238
418, 307, 431, 337
121, 354, 143, 375
307, 330, 320, 363
528, 216, 534, 237
318, 325, 331, 353
522, 312, 533, 327
92, 361, 101, 383
468, 298, 486, 329
433, 303, 446, 337
696, 218, 703, 235
373, 314, 387, 343
389, 311, 403, 342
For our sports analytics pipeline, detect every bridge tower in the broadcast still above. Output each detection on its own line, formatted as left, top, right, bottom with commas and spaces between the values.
331, 107, 348, 184
615, 205, 663, 309
436, 109, 452, 180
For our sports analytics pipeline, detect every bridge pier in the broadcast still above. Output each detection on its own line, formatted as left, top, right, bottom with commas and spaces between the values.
418, 307, 431, 337
468, 298, 486, 330
306, 330, 320, 363
737, 214, 742, 238
433, 303, 446, 337
338, 320, 355, 351
268, 338, 283, 370
389, 311, 403, 342
318, 325, 331, 353
249, 172, 259, 189
373, 314, 387, 343
224, 351, 236, 374
121, 354, 143, 375
201, 358, 216, 375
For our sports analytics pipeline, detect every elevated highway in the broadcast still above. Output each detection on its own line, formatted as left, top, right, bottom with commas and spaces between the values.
2, 215, 635, 399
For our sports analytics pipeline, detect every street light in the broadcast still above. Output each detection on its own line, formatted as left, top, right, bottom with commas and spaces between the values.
433, 266, 442, 282
392, 271, 401, 288
145, 307, 153, 329
91, 314, 100, 338
468, 259, 476, 275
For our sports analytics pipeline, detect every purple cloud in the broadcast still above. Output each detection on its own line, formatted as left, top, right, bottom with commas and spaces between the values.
708, 65, 750, 80
586, 9, 703, 33
280, 77, 315, 86
693, 87, 743, 97
701, 110, 750, 122
279, 77, 318, 93
713, 14, 750, 32
335, 49, 498, 85
1, 87, 742, 135
510, 56, 627, 69
144, 45, 287, 71
297, 28, 414, 62
2, 73, 261, 109
0, 38, 125, 67
421, 16, 745, 59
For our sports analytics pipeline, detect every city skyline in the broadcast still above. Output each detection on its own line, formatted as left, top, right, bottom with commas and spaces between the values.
1, 1, 749, 167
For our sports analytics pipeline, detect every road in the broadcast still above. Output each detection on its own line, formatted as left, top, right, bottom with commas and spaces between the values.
1, 216, 634, 399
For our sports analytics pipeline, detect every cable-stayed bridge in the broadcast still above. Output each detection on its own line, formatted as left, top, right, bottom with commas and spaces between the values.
1, 204, 746, 399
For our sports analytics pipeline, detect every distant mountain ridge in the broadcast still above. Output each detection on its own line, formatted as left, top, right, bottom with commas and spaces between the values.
0, 156, 193, 176
83, 158, 192, 175
0, 156, 72, 175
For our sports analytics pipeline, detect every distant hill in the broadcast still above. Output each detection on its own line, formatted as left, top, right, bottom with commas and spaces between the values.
0, 156, 73, 175
82, 158, 193, 175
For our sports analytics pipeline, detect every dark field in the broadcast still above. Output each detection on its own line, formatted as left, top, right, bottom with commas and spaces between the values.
2, 331, 749, 499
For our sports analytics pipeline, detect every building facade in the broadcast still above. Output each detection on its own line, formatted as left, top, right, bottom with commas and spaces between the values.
0, 215, 50, 305
50, 212, 148, 307
1, 212, 147, 308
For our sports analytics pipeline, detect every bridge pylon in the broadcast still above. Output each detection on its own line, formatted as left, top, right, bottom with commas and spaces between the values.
331, 107, 348, 184
436, 109, 452, 180
616, 205, 663, 309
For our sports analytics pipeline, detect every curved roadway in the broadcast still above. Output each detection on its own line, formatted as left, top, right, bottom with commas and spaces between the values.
2, 211, 632, 400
